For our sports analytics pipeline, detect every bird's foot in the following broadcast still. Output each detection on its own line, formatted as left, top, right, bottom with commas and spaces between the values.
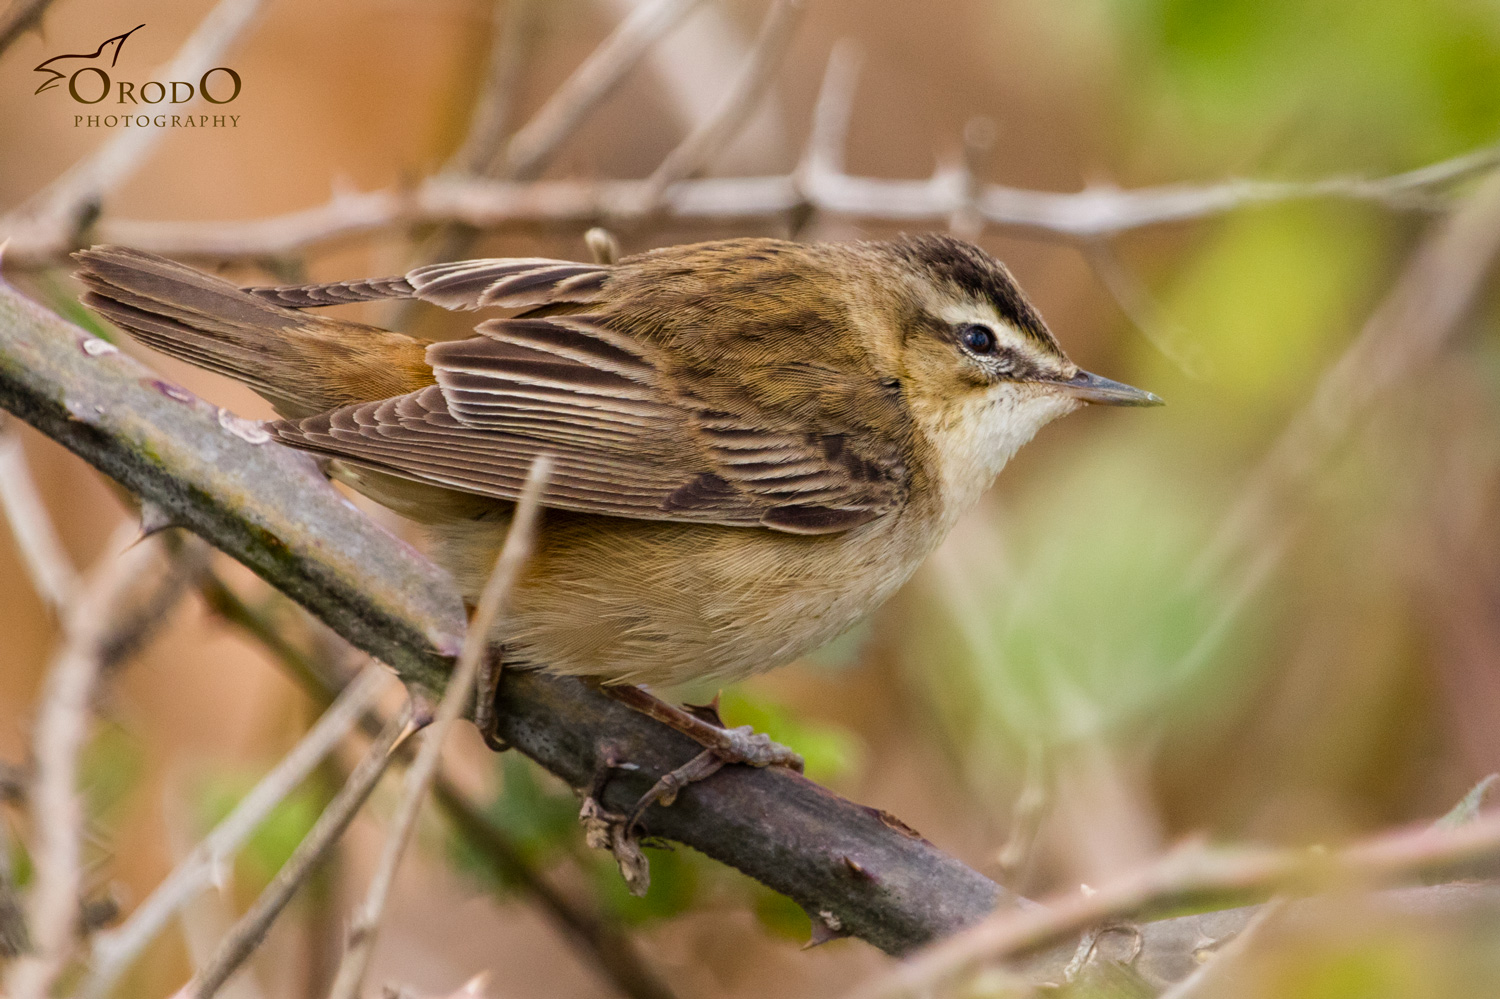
599, 684, 803, 829
579, 751, 651, 895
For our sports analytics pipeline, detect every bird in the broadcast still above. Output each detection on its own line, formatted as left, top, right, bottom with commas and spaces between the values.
74, 235, 1160, 782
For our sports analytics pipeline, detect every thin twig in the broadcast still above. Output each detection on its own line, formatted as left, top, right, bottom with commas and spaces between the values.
1082, 239, 1213, 380
448, 0, 539, 178
0, 0, 57, 59
78, 664, 390, 999
501, 0, 708, 181
326, 457, 550, 999
855, 807, 1500, 999
639, 0, 805, 207
164, 787, 269, 999
6, 520, 163, 999
0, 0, 266, 252
182, 703, 413, 999
5, 37, 1499, 263
0, 413, 79, 614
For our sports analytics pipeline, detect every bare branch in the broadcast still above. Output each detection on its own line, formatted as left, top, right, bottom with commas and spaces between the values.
2, 139, 1479, 266
0, 0, 267, 253
78, 664, 390, 999
0, 0, 57, 61
640, 0, 806, 206
856, 809, 1500, 999
183, 703, 413, 999
501, 0, 709, 181
6, 521, 167, 999
4, 28, 1497, 265
327, 459, 549, 999
0, 414, 79, 613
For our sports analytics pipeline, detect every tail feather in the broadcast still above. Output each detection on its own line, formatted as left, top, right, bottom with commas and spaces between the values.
74, 246, 434, 418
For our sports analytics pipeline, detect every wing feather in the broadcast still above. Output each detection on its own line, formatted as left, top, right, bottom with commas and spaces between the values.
244, 258, 613, 312
269, 315, 907, 534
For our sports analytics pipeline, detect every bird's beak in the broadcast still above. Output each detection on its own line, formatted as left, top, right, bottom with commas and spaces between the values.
1051, 369, 1164, 407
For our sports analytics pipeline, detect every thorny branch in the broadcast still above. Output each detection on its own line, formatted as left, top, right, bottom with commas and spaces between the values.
5, 522, 183, 999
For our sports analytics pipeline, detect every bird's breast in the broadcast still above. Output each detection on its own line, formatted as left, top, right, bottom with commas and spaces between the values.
429, 498, 949, 688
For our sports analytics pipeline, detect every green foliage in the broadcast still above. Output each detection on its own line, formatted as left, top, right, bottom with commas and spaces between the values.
1105, 0, 1500, 173
907, 440, 1243, 758
752, 886, 812, 942
451, 753, 705, 924
80, 722, 145, 824
461, 752, 580, 881
191, 766, 328, 891
716, 688, 861, 786
32, 269, 115, 342
1149, 203, 1385, 408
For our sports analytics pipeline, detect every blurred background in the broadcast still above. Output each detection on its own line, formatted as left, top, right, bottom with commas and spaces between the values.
4, 0, 1500, 996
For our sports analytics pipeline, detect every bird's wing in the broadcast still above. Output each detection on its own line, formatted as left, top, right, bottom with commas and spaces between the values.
244, 258, 611, 311
268, 315, 908, 534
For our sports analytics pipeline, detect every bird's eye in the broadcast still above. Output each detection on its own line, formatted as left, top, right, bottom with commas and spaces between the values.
959, 324, 997, 355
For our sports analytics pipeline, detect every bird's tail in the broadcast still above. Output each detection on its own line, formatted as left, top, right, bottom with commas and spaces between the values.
73, 245, 433, 418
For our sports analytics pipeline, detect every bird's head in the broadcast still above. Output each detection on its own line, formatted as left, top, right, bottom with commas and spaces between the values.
873, 234, 1161, 509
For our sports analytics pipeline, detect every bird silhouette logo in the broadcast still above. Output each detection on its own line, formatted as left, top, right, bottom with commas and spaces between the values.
33, 24, 145, 95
